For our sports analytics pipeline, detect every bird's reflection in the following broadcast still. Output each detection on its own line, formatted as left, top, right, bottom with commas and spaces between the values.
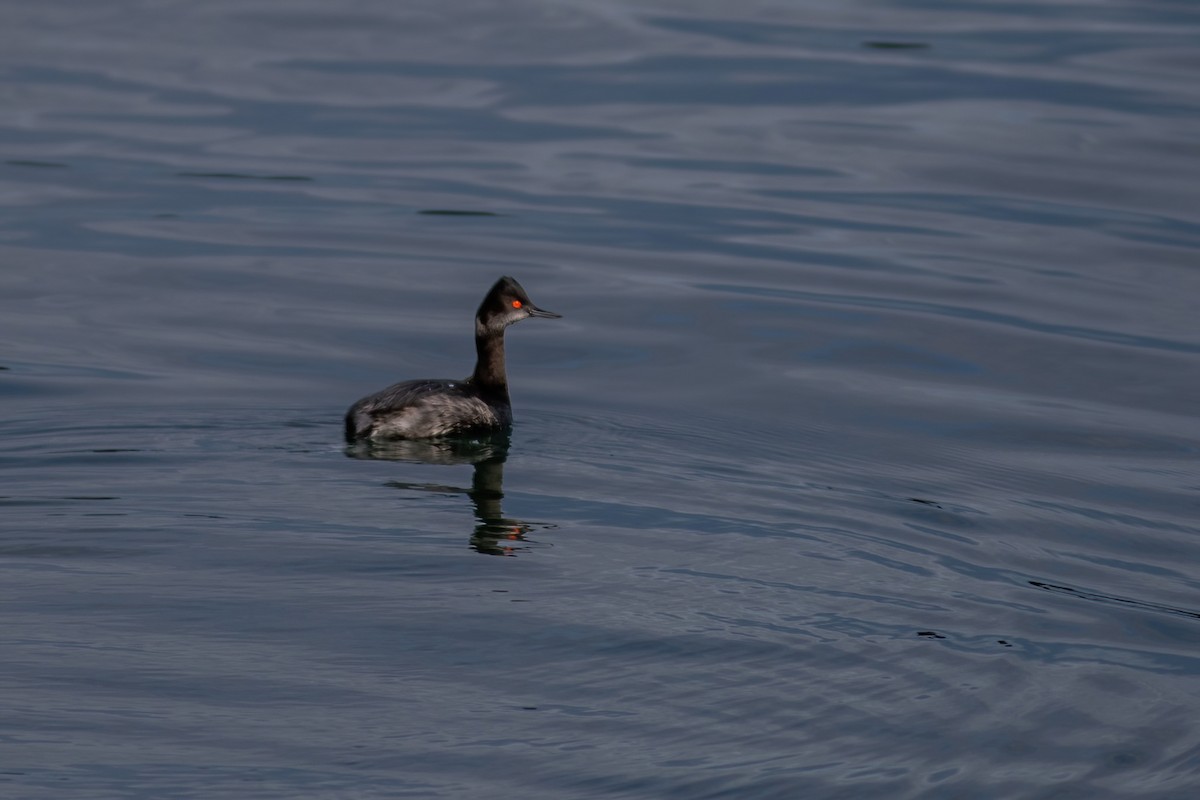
345, 434, 544, 556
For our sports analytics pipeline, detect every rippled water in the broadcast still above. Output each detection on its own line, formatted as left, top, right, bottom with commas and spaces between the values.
3, 1, 1199, 798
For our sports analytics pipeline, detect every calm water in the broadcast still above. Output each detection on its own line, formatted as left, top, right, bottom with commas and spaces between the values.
2, 1, 1199, 798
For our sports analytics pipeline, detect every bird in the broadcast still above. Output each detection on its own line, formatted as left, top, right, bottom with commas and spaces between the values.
345, 276, 560, 441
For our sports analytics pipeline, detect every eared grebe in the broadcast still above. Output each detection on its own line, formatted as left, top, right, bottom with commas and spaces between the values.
345, 276, 560, 441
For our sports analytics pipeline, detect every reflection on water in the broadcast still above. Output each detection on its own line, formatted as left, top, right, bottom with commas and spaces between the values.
344, 435, 510, 467
346, 434, 545, 556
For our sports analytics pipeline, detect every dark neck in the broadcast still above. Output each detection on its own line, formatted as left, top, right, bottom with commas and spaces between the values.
471, 323, 509, 397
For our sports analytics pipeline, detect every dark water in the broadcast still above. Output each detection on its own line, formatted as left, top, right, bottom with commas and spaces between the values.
3, 1, 1199, 798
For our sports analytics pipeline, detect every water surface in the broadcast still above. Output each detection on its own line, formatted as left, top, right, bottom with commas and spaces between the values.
2, 1, 1199, 798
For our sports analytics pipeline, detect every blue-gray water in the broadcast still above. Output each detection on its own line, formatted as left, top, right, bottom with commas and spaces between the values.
2, 2, 1199, 798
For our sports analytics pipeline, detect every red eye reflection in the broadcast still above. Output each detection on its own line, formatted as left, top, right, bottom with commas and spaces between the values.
512, 300, 522, 309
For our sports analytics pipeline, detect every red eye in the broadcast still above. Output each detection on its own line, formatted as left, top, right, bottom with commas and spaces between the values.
512, 300, 522, 309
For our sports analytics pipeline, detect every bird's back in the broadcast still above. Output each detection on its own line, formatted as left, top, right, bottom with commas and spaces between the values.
344, 379, 510, 441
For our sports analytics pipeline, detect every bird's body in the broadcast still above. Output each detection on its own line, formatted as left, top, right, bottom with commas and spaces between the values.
344, 276, 560, 441
345, 379, 508, 440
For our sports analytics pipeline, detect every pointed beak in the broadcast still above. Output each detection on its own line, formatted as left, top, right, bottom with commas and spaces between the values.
526, 305, 562, 319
